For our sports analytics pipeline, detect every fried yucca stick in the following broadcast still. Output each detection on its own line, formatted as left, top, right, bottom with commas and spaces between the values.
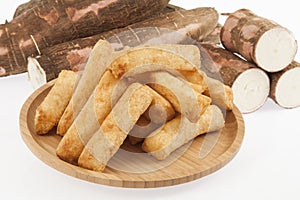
78, 83, 153, 172
148, 44, 201, 67
128, 116, 162, 145
56, 70, 120, 164
204, 77, 234, 110
56, 40, 114, 136
109, 45, 195, 78
34, 70, 78, 134
108, 45, 207, 86
128, 86, 175, 144
148, 71, 211, 123
142, 105, 225, 160
143, 87, 175, 124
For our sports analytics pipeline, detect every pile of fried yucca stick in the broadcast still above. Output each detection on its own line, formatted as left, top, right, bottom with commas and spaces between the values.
34, 40, 233, 172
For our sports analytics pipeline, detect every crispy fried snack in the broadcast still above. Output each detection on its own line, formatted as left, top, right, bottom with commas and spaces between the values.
109, 46, 194, 78
78, 83, 153, 172
142, 105, 225, 160
56, 40, 114, 136
56, 70, 120, 164
148, 71, 211, 123
143, 86, 175, 124
35, 70, 78, 134
150, 44, 201, 67
128, 116, 162, 145
204, 77, 234, 110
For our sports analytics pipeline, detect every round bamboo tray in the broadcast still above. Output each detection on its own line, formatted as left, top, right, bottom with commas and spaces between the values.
19, 80, 245, 188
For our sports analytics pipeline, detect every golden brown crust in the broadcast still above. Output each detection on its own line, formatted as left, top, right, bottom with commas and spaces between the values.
48, 43, 232, 171
56, 102, 74, 136
128, 116, 150, 145
204, 77, 234, 110
78, 83, 153, 171
93, 70, 120, 125
224, 85, 234, 110
128, 115, 163, 145
108, 46, 197, 78
149, 44, 201, 68
148, 71, 211, 122
78, 149, 106, 172
35, 70, 77, 134
109, 44, 207, 87
142, 116, 181, 153
143, 86, 175, 124
56, 40, 114, 136
56, 70, 121, 164
142, 105, 225, 160
179, 70, 208, 87
56, 125, 84, 164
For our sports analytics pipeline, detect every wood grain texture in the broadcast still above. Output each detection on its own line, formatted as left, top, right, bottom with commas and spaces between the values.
19, 80, 245, 188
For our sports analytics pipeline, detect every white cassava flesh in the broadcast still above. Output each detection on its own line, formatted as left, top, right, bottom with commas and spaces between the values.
255, 27, 297, 72
27, 57, 47, 89
221, 9, 298, 73
231, 68, 270, 113
273, 67, 300, 108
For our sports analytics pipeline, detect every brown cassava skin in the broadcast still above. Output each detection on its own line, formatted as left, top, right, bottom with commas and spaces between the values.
269, 61, 300, 107
163, 4, 184, 12
200, 43, 258, 86
29, 7, 218, 82
13, 0, 183, 18
14, 0, 39, 18
199, 23, 221, 45
0, 0, 170, 77
220, 9, 285, 65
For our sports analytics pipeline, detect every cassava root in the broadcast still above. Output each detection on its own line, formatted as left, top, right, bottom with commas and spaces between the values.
27, 7, 218, 88
269, 61, 300, 108
201, 43, 270, 113
221, 8, 297, 72
0, 0, 170, 77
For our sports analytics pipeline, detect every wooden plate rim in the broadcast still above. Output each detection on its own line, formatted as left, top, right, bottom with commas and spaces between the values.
19, 80, 245, 188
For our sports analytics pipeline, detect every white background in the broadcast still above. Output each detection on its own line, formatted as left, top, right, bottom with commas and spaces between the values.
1, 0, 300, 199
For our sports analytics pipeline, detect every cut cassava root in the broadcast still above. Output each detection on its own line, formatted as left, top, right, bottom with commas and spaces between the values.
0, 0, 170, 77
269, 61, 300, 108
231, 68, 270, 113
27, 7, 218, 87
199, 23, 221, 45
201, 44, 270, 113
221, 9, 297, 72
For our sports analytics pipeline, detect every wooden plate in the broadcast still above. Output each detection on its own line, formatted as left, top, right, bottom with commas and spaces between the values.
19, 80, 245, 188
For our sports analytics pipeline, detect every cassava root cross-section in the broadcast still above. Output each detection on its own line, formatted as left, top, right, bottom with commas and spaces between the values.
221, 9, 297, 72
201, 44, 270, 113
269, 61, 300, 108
